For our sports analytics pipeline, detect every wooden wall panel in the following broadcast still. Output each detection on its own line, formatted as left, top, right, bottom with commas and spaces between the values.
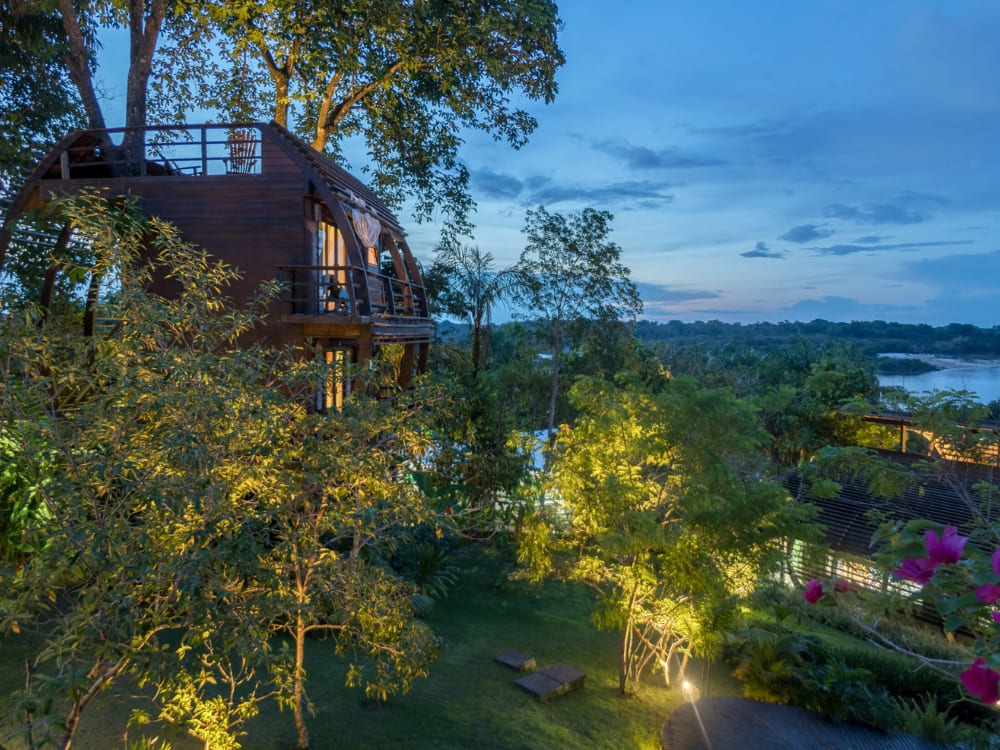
12, 123, 433, 370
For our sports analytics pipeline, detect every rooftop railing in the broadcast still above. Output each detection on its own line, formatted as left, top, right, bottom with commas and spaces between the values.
50, 124, 265, 180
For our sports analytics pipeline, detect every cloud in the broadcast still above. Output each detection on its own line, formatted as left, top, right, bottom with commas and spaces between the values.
812, 240, 972, 256
593, 139, 724, 170
523, 176, 674, 209
900, 249, 1000, 292
636, 281, 720, 304
823, 203, 926, 225
776, 296, 926, 324
823, 192, 949, 225
688, 119, 792, 141
471, 168, 523, 200
852, 235, 888, 244
778, 224, 833, 243
741, 241, 785, 259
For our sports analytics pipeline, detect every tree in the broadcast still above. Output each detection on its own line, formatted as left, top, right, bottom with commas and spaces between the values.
0, 194, 284, 749
7, 0, 564, 238
429, 244, 517, 378
0, 3, 84, 190
514, 206, 642, 437
256, 383, 444, 749
180, 0, 563, 232
0, 195, 445, 749
46, 0, 172, 165
523, 376, 802, 694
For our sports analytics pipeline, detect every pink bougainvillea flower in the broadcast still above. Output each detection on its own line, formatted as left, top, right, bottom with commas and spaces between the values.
977, 584, 1000, 605
925, 525, 967, 565
993, 612, 1000, 624
894, 557, 937, 585
803, 578, 823, 604
835, 578, 850, 593
974, 549, 1000, 605
961, 658, 1000, 704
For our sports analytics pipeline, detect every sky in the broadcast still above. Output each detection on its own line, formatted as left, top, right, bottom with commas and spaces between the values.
406, 0, 1000, 328
98, 1, 1000, 327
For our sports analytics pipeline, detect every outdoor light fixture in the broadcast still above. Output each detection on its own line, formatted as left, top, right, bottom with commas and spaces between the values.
682, 679, 700, 701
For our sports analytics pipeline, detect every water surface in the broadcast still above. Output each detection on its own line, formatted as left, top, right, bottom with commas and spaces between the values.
878, 354, 1000, 404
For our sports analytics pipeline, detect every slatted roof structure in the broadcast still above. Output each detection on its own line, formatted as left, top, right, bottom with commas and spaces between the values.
0, 122, 434, 398
784, 449, 1000, 561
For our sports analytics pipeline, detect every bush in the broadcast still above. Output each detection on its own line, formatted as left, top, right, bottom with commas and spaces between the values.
892, 694, 1000, 750
799, 655, 894, 728
725, 621, 894, 727
724, 607, 998, 736
728, 627, 812, 704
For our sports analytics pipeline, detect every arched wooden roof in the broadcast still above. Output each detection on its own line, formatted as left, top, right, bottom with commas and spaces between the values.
263, 121, 405, 235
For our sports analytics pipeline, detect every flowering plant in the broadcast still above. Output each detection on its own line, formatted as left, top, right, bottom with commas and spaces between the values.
806, 519, 1000, 706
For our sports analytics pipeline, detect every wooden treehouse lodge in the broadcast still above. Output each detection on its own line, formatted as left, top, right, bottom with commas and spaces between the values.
0, 122, 434, 407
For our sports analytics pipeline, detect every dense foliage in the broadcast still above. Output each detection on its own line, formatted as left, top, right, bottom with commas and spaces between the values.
519, 375, 807, 694
0, 4, 84, 189
1, 0, 565, 240
636, 319, 1000, 360
0, 196, 446, 750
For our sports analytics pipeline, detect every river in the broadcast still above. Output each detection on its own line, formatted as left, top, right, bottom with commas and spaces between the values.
877, 354, 1000, 405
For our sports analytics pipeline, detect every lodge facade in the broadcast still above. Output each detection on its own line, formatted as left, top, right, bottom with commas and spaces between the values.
0, 122, 435, 408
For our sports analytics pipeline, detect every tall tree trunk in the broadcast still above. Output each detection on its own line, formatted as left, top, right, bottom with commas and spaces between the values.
547, 344, 561, 440
261, 43, 296, 129
274, 74, 290, 128
619, 569, 640, 695
293, 614, 310, 749
57, 0, 106, 131
471, 315, 483, 379
122, 0, 166, 170
619, 618, 630, 695
58, 0, 165, 172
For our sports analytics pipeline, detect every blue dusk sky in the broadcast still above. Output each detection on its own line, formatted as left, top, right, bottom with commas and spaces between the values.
98, 1, 1000, 327
409, 0, 1000, 327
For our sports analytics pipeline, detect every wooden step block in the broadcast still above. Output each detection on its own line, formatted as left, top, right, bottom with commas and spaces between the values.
515, 663, 585, 700
496, 650, 536, 671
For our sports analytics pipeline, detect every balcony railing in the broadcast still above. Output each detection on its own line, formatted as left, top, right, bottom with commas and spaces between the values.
276, 265, 429, 319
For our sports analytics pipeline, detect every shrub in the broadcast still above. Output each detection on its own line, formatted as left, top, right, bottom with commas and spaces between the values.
725, 610, 996, 734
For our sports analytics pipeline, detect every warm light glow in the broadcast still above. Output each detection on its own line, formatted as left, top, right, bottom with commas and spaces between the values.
682, 680, 691, 691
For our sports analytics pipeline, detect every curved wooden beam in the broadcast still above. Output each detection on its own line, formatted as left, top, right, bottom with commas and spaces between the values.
38, 223, 75, 325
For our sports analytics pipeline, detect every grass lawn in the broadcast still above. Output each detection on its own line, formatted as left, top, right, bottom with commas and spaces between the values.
1, 545, 743, 750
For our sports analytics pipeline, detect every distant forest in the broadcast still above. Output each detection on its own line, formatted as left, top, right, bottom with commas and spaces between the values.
441, 318, 1000, 376
632, 320, 1000, 364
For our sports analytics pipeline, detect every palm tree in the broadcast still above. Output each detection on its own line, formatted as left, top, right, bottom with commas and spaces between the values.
431, 244, 517, 377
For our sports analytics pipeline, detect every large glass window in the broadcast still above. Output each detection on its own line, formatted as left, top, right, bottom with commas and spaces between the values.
319, 346, 351, 411
317, 219, 349, 312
